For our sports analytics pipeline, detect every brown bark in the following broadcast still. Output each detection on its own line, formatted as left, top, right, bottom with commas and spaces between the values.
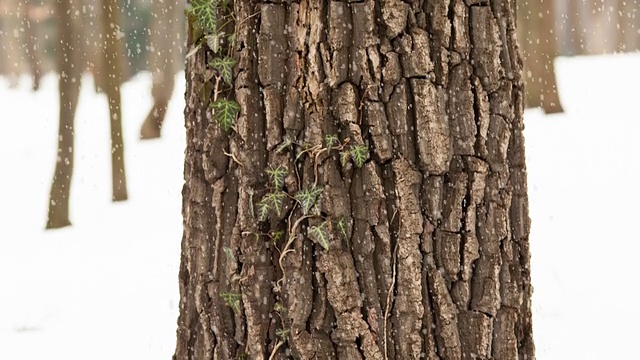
518, 0, 564, 113
175, 1, 534, 359
101, 0, 128, 201
46, 0, 83, 229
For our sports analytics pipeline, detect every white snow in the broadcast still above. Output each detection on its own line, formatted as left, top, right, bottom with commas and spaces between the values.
0, 52, 639, 359
0, 72, 186, 359
527, 52, 640, 359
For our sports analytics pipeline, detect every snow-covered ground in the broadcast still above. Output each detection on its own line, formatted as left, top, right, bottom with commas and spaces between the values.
527, 53, 640, 359
0, 72, 186, 359
0, 52, 639, 359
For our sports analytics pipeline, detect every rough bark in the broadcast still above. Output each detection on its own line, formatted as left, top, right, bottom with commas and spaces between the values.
176, 1, 534, 359
46, 0, 83, 229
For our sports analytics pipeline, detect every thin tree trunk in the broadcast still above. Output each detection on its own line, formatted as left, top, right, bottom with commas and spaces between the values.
618, 0, 640, 52
140, 0, 179, 139
46, 0, 83, 229
22, 0, 42, 91
176, 1, 534, 359
101, 0, 128, 201
518, 0, 564, 113
0, 0, 24, 85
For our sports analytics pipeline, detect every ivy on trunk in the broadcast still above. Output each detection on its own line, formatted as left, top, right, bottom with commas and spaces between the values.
175, 1, 534, 359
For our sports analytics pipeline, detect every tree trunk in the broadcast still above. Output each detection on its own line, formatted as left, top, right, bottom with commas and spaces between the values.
518, 0, 563, 113
101, 0, 128, 201
46, 0, 83, 229
618, 0, 640, 52
22, 0, 42, 91
175, 1, 534, 359
0, 0, 24, 85
140, 0, 180, 139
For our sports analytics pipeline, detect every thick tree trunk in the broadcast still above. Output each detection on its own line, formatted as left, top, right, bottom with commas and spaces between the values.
175, 1, 534, 359
101, 0, 128, 201
46, 0, 83, 229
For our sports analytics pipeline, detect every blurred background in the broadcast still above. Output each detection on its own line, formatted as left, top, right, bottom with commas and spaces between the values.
0, 0, 639, 359
0, 0, 184, 88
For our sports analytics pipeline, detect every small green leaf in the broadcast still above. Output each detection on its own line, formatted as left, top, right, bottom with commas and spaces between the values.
256, 199, 270, 222
350, 144, 369, 168
276, 328, 290, 341
340, 150, 350, 167
210, 99, 240, 132
205, 32, 222, 53
337, 217, 350, 246
210, 57, 236, 84
223, 246, 235, 260
263, 191, 286, 217
270, 230, 284, 243
294, 186, 323, 215
273, 302, 285, 313
308, 222, 330, 250
276, 136, 293, 154
227, 33, 237, 48
265, 165, 288, 190
220, 292, 242, 313
220, 0, 232, 11
324, 134, 339, 149
188, 0, 218, 34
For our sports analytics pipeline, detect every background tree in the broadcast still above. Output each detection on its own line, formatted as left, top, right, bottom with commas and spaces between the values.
47, 0, 128, 228
0, 0, 24, 86
22, 0, 43, 90
100, 0, 128, 201
140, 0, 182, 139
46, 0, 83, 229
175, 0, 533, 359
518, 0, 564, 113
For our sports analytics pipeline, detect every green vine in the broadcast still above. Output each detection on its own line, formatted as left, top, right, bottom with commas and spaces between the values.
220, 292, 242, 314
337, 217, 350, 246
187, 0, 219, 34
187, 0, 240, 132
276, 328, 290, 341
